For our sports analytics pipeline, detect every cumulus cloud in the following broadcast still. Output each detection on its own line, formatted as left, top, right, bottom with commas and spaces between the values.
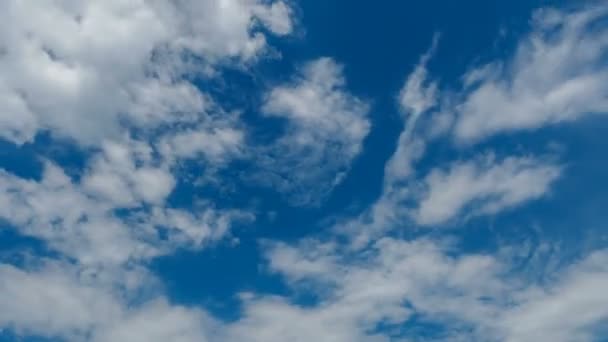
0, 260, 217, 342
0, 0, 293, 145
0, 262, 123, 339
0, 163, 149, 265
257, 57, 371, 205
82, 139, 175, 207
0, 156, 244, 339
0, 2, 296, 340
159, 126, 244, 164
0, 161, 244, 265
93, 299, 213, 342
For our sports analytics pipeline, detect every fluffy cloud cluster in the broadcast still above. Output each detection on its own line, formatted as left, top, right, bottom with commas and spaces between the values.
0, 260, 216, 342
0, 0, 296, 260
0, 160, 245, 265
0, 1, 294, 340
0, 0, 293, 146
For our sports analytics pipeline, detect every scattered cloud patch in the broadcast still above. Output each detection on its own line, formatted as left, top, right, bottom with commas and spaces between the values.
452, 5, 608, 143
257, 58, 371, 206
0, 0, 293, 145
416, 155, 562, 226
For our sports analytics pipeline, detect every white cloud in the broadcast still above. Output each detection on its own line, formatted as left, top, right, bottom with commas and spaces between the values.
93, 299, 214, 342
252, 1, 294, 36
159, 125, 244, 164
0, 262, 122, 339
452, 5, 608, 143
415, 155, 562, 226
3, 230, 608, 342
398, 33, 440, 119
388, 4, 608, 192
126, 80, 207, 129
148, 206, 251, 248
0, 2, 295, 339
83, 139, 175, 207
498, 250, 608, 342
0, 0, 293, 146
0, 160, 243, 265
0, 0, 295, 265
390, 5, 608, 147
258, 57, 371, 205
0, 163, 150, 265
218, 237, 608, 342
221, 237, 505, 342
0, 259, 216, 342
355, 37, 441, 241
382, 36, 439, 192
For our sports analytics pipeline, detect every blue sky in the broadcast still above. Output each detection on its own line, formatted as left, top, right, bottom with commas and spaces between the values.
0, 1, 607, 341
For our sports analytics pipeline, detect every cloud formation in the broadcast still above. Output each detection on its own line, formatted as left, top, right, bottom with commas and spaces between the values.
257, 57, 370, 205
415, 155, 561, 226
452, 5, 608, 143
0, 2, 607, 342
190, 235, 607, 342
0, 0, 293, 145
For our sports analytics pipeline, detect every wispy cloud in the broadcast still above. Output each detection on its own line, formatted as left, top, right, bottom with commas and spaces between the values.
254, 57, 370, 206
415, 154, 561, 226
452, 5, 608, 143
